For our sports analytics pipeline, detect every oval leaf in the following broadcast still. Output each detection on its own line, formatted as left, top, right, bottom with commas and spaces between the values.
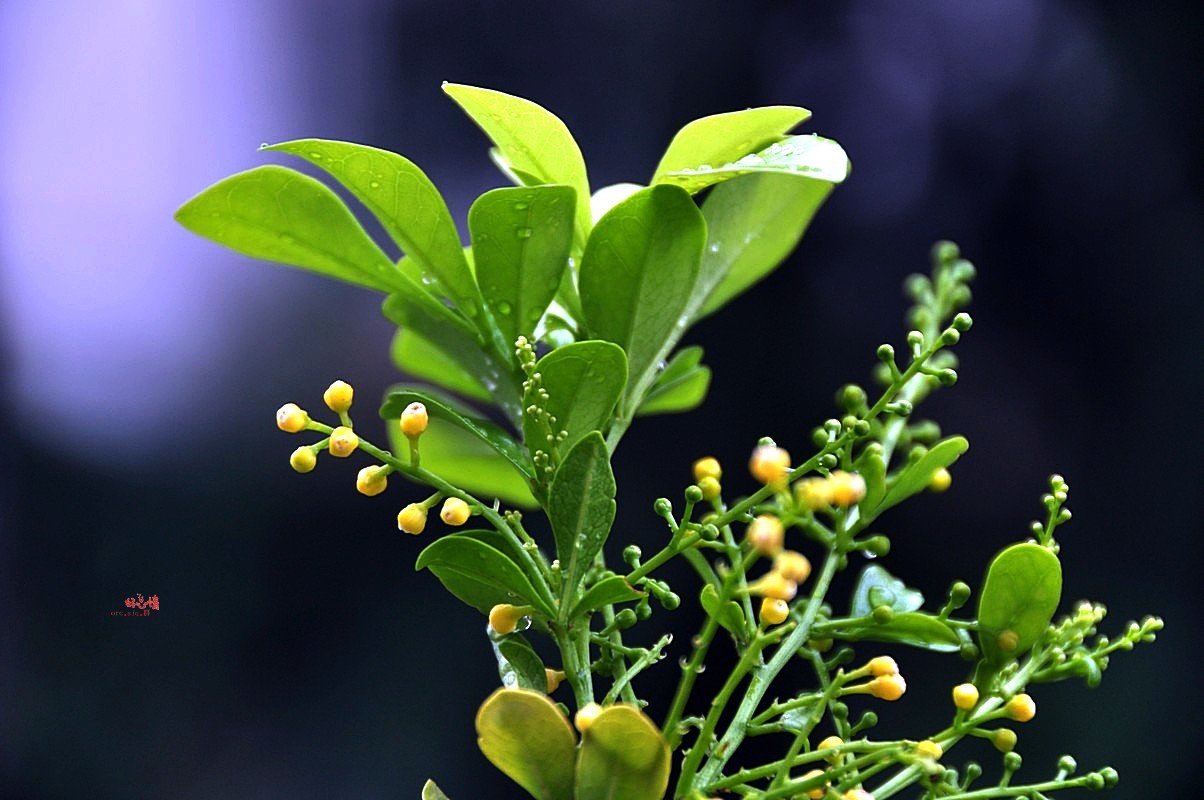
572, 575, 645, 617
523, 341, 627, 466
575, 705, 670, 800
391, 328, 491, 403
661, 134, 850, 195
263, 139, 482, 317
175, 165, 402, 293
978, 542, 1062, 664
850, 565, 925, 618
699, 584, 745, 636
492, 632, 548, 692
477, 689, 576, 800
871, 436, 970, 519
579, 185, 706, 407
637, 362, 710, 416
422, 779, 451, 800
549, 433, 616, 614
416, 535, 551, 617
830, 612, 961, 653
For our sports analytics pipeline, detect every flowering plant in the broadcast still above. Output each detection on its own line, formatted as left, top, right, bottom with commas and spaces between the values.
177, 84, 1161, 800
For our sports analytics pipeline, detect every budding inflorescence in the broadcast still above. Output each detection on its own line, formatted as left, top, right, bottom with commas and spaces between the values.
323, 380, 354, 414
488, 603, 526, 636
397, 503, 428, 535
795, 470, 866, 511
289, 446, 317, 473
745, 514, 784, 556
400, 402, 429, 438
1005, 692, 1036, 722
759, 597, 789, 626
440, 497, 471, 526
574, 702, 603, 732
749, 445, 791, 486
952, 682, 979, 710
356, 465, 389, 497
276, 403, 310, 433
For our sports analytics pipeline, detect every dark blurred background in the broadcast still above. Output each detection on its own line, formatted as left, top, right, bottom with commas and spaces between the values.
1, 2, 1200, 798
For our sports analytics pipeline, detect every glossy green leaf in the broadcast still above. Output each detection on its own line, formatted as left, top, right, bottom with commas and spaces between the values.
444, 83, 591, 247
381, 386, 534, 482
492, 632, 548, 692
453, 529, 542, 584
652, 105, 810, 191
391, 328, 491, 403
548, 433, 616, 613
263, 139, 481, 315
850, 565, 925, 618
575, 705, 670, 800
387, 415, 537, 508
470, 185, 575, 344
422, 779, 452, 800
578, 185, 706, 406
416, 535, 550, 616
590, 183, 644, 224
978, 542, 1062, 664
829, 612, 961, 653
637, 349, 710, 417
872, 436, 969, 517
490, 147, 542, 187
523, 341, 627, 463
175, 165, 403, 293
661, 134, 850, 195
695, 173, 836, 320
699, 584, 745, 636
476, 688, 576, 800
572, 575, 645, 617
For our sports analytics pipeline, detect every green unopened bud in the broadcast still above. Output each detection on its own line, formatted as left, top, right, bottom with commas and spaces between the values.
932, 240, 960, 264
653, 497, 673, 517
614, 608, 638, 629
1057, 755, 1077, 775
952, 312, 973, 332
861, 535, 891, 557
1099, 767, 1119, 788
1003, 751, 1022, 772
907, 330, 925, 351
872, 605, 894, 624
935, 368, 958, 386
876, 343, 896, 363
948, 581, 971, 608
838, 383, 867, 411
622, 545, 642, 567
700, 523, 720, 541
684, 484, 704, 503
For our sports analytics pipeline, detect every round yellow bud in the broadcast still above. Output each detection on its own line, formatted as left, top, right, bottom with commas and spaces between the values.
868, 655, 899, 677
795, 477, 833, 510
323, 380, 354, 413
867, 673, 907, 701
693, 456, 722, 482
997, 629, 1020, 653
545, 668, 565, 694
749, 445, 791, 485
355, 465, 388, 496
698, 476, 722, 501
759, 597, 790, 626
929, 467, 952, 492
575, 702, 603, 732
915, 739, 943, 760
773, 551, 812, 583
844, 789, 874, 800
828, 471, 867, 507
749, 571, 798, 601
400, 402, 429, 438
440, 497, 471, 526
396, 503, 428, 535
328, 426, 359, 458
992, 728, 1017, 753
276, 403, 309, 433
800, 769, 828, 799
289, 446, 317, 473
488, 603, 523, 636
952, 682, 979, 710
745, 514, 784, 556
1005, 693, 1036, 722
818, 735, 844, 761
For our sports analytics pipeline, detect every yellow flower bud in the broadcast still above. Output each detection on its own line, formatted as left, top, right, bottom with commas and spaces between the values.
693, 456, 722, 482
355, 465, 388, 496
795, 477, 832, 510
773, 551, 812, 583
698, 476, 721, 501
915, 739, 943, 760
748, 571, 798, 601
289, 446, 317, 473
745, 514, 784, 556
867, 673, 907, 701
952, 682, 979, 710
800, 769, 828, 799
545, 668, 565, 694
328, 426, 359, 457
843, 790, 874, 800
440, 497, 471, 526
276, 403, 309, 433
396, 503, 428, 535
575, 702, 603, 732
749, 445, 791, 485
997, 629, 1020, 653
323, 379, 354, 413
759, 597, 790, 626
488, 603, 524, 635
929, 467, 952, 492
818, 735, 844, 761
400, 401, 429, 438
992, 728, 1017, 753
828, 470, 867, 507
868, 655, 899, 677
1005, 693, 1036, 722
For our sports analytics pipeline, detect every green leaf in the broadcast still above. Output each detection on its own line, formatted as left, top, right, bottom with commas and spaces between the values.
575, 705, 670, 800
590, 183, 644, 224
175, 165, 402, 293
660, 134, 850, 195
637, 347, 711, 416
387, 415, 537, 509
453, 529, 543, 585
381, 386, 534, 482
523, 341, 627, 463
695, 173, 836, 319
978, 542, 1062, 664
391, 328, 491, 403
572, 576, 645, 617
850, 565, 925, 618
699, 584, 745, 636
871, 436, 970, 518
263, 139, 482, 317
490, 147, 542, 187
444, 83, 592, 247
651, 105, 811, 191
470, 185, 575, 345
548, 433, 616, 614
476, 688, 576, 800
416, 535, 551, 616
492, 632, 548, 692
855, 444, 888, 519
422, 779, 452, 800
830, 611, 962, 653
579, 185, 706, 407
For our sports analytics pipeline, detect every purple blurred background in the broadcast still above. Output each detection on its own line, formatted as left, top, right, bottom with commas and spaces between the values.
1, 2, 1200, 797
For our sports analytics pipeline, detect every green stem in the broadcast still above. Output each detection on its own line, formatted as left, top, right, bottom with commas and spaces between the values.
663, 616, 720, 749
604, 634, 672, 704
